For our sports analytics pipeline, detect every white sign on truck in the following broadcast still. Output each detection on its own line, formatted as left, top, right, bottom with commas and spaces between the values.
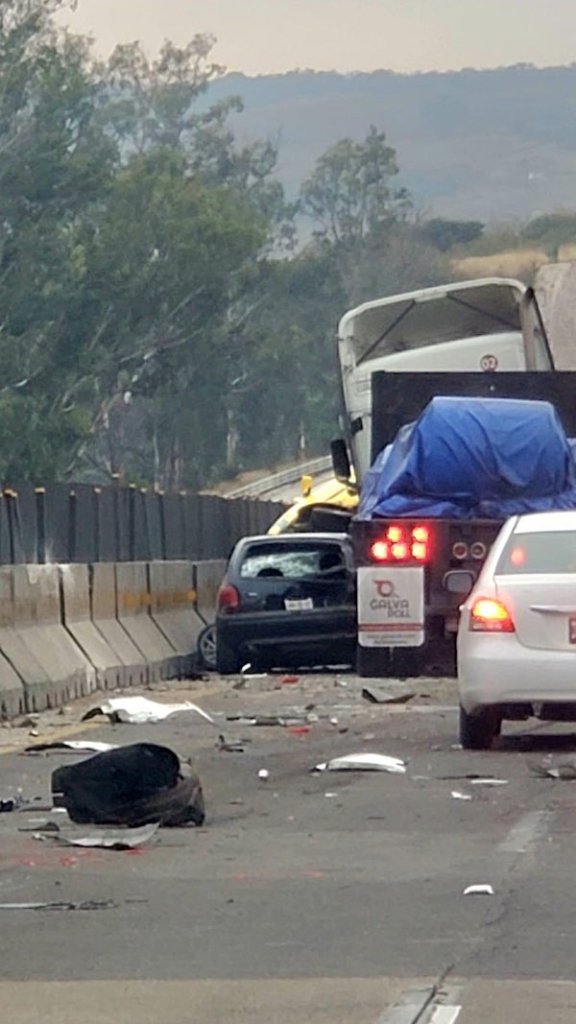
358, 567, 425, 647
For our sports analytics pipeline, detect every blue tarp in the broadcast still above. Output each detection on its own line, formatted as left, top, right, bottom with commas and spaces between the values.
358, 397, 576, 521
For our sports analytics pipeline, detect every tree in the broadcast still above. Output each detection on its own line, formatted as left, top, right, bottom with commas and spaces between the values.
0, 0, 117, 481
418, 218, 484, 252
300, 126, 410, 246
523, 212, 576, 259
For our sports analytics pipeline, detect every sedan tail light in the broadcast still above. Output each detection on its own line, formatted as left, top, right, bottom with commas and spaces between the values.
469, 597, 515, 633
370, 524, 430, 563
217, 583, 240, 613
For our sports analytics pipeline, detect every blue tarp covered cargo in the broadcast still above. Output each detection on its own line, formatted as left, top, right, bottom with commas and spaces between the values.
358, 397, 576, 521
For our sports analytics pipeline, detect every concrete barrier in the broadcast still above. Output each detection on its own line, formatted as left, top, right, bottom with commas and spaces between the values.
115, 562, 180, 682
0, 568, 26, 719
11, 564, 95, 712
90, 563, 149, 689
60, 564, 125, 691
149, 561, 204, 676
194, 560, 226, 623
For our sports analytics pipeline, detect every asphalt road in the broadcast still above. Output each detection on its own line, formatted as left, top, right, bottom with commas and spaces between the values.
1, 672, 576, 1022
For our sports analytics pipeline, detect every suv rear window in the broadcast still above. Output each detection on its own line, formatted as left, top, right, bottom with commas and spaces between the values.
239, 543, 347, 580
496, 530, 576, 575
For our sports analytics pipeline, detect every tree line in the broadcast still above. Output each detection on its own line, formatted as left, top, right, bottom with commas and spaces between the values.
1, 1, 569, 490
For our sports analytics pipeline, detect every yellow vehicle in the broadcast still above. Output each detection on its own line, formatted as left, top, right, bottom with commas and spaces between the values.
268, 473, 358, 535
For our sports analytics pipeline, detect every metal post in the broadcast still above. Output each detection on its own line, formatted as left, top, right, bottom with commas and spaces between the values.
128, 484, 136, 562
140, 488, 151, 562
93, 487, 101, 563
112, 473, 121, 561
5, 490, 15, 565
157, 490, 167, 560
68, 490, 77, 562
179, 490, 187, 559
35, 487, 46, 564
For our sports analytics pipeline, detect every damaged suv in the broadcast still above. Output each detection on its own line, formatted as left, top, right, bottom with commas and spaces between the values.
215, 533, 357, 673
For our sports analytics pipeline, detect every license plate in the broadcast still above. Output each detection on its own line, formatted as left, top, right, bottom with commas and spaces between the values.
285, 598, 313, 611
569, 617, 576, 643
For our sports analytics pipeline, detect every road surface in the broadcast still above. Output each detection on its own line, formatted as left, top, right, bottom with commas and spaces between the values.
0, 671, 575, 1022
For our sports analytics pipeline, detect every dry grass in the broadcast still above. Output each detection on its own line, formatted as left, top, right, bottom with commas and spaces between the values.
453, 244, 576, 281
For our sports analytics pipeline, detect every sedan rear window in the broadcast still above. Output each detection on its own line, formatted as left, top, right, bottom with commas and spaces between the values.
239, 543, 347, 580
496, 530, 576, 575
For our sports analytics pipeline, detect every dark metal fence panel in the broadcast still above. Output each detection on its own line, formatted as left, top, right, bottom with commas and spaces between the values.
0, 482, 285, 565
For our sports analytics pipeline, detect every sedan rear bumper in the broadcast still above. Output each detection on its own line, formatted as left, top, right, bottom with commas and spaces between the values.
217, 608, 357, 660
458, 633, 576, 713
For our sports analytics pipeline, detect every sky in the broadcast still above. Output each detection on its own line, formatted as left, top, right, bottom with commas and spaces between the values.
59, 0, 576, 76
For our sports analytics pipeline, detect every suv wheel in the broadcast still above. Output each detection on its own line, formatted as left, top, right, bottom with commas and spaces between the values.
459, 704, 501, 750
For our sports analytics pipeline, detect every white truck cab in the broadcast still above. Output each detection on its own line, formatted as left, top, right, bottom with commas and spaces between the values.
338, 278, 553, 481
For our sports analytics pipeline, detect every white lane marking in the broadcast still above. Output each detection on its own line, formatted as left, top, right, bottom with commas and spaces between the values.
377, 987, 436, 1023
499, 810, 553, 854
428, 1007, 462, 1024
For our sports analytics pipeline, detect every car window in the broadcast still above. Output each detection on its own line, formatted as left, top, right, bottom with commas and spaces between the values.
496, 530, 576, 575
239, 543, 347, 579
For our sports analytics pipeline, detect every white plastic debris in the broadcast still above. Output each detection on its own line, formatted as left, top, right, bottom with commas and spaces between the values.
25, 740, 118, 754
470, 778, 508, 787
314, 753, 406, 774
463, 884, 494, 896
54, 822, 159, 850
83, 697, 216, 726
258, 769, 269, 781
451, 791, 473, 801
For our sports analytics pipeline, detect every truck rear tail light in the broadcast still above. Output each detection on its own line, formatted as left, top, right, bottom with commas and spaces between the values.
370, 540, 390, 561
391, 541, 409, 560
217, 583, 240, 613
469, 597, 515, 633
470, 541, 487, 561
370, 524, 430, 563
452, 541, 469, 561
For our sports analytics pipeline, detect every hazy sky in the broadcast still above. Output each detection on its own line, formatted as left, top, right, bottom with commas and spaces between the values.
59, 0, 576, 75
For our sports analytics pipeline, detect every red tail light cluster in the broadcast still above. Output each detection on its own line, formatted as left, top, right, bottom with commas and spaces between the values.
217, 583, 240, 613
469, 597, 515, 633
370, 524, 430, 563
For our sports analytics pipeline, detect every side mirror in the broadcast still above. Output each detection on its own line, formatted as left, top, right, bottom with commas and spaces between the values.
443, 569, 475, 596
330, 438, 352, 484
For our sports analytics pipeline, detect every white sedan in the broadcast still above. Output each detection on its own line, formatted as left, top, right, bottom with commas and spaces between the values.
457, 509, 576, 749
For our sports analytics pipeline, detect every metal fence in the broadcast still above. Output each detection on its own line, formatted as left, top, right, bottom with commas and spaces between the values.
0, 483, 285, 565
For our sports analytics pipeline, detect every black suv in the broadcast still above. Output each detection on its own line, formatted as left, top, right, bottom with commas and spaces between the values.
215, 533, 357, 673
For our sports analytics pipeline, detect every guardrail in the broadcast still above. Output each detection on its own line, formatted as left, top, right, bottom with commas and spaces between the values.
226, 456, 333, 499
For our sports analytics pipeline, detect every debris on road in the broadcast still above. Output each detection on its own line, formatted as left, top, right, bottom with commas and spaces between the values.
226, 713, 309, 728
470, 778, 508, 787
52, 743, 205, 828
216, 734, 245, 753
82, 696, 216, 727
361, 686, 416, 705
313, 753, 407, 774
463, 884, 494, 896
0, 900, 118, 911
52, 821, 159, 850
0, 795, 28, 812
528, 760, 576, 780
257, 769, 269, 781
25, 740, 119, 755
451, 791, 473, 801
281, 675, 300, 685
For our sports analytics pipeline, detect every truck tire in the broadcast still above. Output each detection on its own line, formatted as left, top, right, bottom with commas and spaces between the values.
216, 637, 242, 675
459, 704, 501, 750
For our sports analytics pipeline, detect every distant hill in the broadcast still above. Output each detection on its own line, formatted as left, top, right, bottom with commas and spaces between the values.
206, 66, 576, 222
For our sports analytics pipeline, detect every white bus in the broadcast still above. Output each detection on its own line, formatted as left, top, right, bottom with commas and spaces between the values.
337, 277, 553, 481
